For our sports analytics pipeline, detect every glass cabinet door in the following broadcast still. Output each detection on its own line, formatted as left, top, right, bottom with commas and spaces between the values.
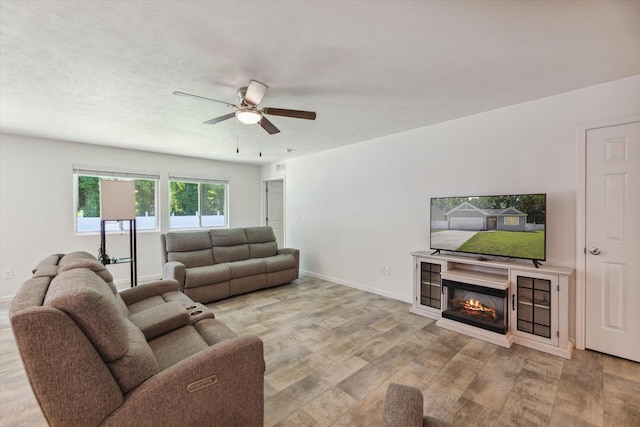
516, 275, 553, 339
420, 262, 441, 309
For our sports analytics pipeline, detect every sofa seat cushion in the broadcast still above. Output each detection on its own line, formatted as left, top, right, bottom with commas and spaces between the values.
264, 254, 297, 273
149, 326, 210, 370
127, 295, 166, 315
185, 264, 231, 288
228, 259, 266, 278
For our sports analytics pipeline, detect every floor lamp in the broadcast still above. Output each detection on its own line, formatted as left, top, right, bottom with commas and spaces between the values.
99, 180, 137, 287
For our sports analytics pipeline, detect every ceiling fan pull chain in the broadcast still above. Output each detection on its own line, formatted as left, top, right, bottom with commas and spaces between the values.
236, 116, 240, 154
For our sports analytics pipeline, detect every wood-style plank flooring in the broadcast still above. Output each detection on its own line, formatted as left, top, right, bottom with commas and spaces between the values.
1, 274, 639, 426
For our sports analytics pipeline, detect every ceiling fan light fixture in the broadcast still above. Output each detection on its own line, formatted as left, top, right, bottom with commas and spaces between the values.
236, 108, 262, 125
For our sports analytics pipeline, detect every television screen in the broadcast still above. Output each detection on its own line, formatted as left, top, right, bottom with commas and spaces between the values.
430, 193, 546, 261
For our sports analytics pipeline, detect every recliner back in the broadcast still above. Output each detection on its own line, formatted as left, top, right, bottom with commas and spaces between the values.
10, 272, 124, 426
10, 253, 161, 425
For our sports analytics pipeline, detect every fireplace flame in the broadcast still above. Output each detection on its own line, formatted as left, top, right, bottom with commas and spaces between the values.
463, 299, 497, 320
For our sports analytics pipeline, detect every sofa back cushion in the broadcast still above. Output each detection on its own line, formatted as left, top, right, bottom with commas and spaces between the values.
57, 251, 97, 268
165, 231, 214, 268
107, 319, 159, 393
58, 256, 130, 317
210, 229, 250, 263
43, 268, 158, 393
44, 269, 130, 362
32, 253, 63, 274
245, 226, 278, 258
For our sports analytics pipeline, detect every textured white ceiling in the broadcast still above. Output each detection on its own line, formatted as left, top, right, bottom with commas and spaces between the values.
1, 1, 639, 165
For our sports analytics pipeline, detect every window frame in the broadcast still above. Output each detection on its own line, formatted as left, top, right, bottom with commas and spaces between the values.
168, 174, 229, 229
73, 165, 160, 234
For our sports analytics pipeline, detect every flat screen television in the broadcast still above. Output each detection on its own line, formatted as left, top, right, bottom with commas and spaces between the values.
430, 193, 546, 264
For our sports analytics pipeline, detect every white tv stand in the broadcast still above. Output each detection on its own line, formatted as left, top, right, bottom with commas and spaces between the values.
410, 251, 575, 359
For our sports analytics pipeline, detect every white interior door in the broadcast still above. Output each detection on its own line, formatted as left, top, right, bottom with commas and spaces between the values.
585, 121, 640, 362
266, 180, 284, 247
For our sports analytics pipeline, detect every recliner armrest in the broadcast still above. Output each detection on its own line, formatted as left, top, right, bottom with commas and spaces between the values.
102, 335, 265, 426
162, 261, 186, 290
382, 383, 424, 427
119, 279, 180, 306
278, 248, 299, 277
128, 301, 190, 340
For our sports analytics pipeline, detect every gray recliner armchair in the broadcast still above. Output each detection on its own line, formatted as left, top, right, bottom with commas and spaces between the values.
10, 252, 265, 426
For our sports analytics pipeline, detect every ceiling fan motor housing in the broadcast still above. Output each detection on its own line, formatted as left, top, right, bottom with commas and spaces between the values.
237, 87, 249, 105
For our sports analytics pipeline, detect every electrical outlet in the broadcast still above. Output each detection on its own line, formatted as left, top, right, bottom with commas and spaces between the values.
384, 266, 391, 275
3, 269, 13, 279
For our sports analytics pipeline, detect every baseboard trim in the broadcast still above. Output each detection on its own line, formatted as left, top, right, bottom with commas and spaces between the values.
300, 270, 411, 304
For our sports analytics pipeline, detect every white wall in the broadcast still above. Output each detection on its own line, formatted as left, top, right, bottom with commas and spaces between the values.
271, 75, 640, 303
0, 134, 262, 300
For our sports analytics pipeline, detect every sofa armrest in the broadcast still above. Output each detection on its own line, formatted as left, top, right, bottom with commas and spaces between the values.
278, 248, 299, 277
119, 279, 180, 306
382, 383, 424, 427
162, 261, 186, 290
128, 301, 190, 340
103, 335, 265, 426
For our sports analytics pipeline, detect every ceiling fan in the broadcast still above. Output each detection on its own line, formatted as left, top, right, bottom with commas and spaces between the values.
174, 80, 316, 135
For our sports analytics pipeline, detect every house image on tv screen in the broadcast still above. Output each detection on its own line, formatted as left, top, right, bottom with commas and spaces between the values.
442, 202, 528, 232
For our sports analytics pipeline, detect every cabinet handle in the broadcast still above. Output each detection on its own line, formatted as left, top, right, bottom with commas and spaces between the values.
512, 294, 515, 310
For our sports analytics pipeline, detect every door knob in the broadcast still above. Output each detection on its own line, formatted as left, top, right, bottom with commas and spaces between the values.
589, 247, 601, 255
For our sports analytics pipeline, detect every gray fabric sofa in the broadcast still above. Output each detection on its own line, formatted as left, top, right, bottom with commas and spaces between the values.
10, 251, 265, 426
161, 226, 299, 303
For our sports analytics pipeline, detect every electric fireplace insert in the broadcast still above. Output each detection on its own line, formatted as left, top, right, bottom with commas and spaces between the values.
442, 279, 508, 334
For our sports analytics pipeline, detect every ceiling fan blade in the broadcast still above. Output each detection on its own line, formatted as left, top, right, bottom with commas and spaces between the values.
173, 91, 237, 108
262, 107, 316, 120
203, 112, 236, 125
260, 116, 280, 134
244, 80, 269, 106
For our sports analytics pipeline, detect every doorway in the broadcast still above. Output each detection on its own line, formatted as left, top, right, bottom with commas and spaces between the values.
264, 179, 285, 248
577, 117, 640, 362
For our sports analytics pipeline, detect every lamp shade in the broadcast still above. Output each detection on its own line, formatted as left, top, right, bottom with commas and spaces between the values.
100, 180, 136, 220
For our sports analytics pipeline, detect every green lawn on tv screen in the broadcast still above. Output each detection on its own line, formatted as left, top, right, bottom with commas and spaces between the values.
457, 230, 545, 260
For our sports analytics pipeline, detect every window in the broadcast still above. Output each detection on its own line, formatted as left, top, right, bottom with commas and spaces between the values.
169, 175, 228, 229
504, 216, 520, 226
74, 166, 159, 233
